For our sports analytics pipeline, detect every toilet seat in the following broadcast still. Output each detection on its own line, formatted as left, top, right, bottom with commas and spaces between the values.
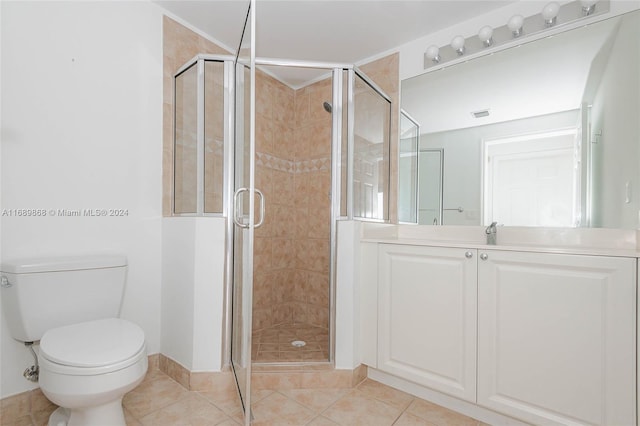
40, 318, 146, 376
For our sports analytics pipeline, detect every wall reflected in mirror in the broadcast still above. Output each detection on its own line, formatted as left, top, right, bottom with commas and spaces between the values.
419, 149, 443, 225
400, 9, 639, 229
398, 111, 419, 223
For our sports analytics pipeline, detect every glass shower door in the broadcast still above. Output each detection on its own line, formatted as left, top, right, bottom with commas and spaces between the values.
231, 2, 255, 425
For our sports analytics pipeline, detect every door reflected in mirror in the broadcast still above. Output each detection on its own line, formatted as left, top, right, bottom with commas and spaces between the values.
401, 9, 640, 229
483, 129, 579, 227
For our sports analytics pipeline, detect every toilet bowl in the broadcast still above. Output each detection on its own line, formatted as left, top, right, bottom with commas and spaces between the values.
38, 318, 147, 426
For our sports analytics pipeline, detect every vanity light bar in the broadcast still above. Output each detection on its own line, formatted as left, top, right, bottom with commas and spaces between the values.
424, 0, 610, 70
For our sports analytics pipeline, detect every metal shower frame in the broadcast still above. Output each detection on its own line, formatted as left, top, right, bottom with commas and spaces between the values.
172, 53, 393, 368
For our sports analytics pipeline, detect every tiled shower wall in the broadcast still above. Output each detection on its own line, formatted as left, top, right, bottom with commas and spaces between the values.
253, 70, 297, 331
163, 16, 228, 216
291, 78, 332, 329
252, 72, 332, 332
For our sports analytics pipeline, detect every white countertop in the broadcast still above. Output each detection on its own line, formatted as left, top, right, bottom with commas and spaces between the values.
360, 224, 640, 258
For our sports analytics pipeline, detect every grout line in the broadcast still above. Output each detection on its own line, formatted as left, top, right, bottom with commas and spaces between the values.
124, 368, 192, 421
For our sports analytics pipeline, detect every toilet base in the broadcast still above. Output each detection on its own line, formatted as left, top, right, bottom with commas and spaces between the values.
48, 398, 126, 426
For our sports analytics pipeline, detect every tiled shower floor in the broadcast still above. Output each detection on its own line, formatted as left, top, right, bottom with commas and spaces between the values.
252, 323, 329, 363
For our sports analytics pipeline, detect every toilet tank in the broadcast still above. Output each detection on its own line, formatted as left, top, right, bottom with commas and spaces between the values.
0, 255, 127, 342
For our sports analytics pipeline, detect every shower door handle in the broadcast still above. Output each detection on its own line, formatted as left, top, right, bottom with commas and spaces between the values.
233, 187, 250, 228
233, 188, 265, 228
255, 189, 265, 228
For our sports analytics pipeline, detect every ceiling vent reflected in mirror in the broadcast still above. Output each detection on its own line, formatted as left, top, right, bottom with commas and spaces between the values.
472, 109, 490, 119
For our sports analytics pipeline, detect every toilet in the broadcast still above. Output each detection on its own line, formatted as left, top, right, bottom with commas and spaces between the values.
0, 255, 148, 426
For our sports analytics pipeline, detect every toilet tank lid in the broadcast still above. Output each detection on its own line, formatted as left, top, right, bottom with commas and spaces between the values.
0, 255, 127, 274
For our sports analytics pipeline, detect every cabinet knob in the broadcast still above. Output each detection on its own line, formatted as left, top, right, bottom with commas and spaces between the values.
480, 253, 489, 261
465, 251, 473, 259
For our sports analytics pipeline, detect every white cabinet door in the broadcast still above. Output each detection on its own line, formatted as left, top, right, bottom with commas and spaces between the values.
477, 250, 636, 426
378, 244, 477, 401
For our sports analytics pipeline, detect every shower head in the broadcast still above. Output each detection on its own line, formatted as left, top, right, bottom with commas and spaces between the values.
323, 101, 332, 113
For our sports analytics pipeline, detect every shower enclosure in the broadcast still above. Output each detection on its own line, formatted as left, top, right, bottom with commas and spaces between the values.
173, 52, 391, 425
248, 62, 391, 366
250, 64, 336, 364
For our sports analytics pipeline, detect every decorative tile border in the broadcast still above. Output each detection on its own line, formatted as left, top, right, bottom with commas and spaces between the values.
256, 152, 293, 173
256, 152, 331, 174
296, 157, 330, 173
205, 137, 224, 156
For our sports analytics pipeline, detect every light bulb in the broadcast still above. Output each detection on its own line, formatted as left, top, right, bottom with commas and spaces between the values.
507, 14, 524, 38
478, 26, 494, 47
425, 45, 441, 63
580, 0, 597, 16
451, 35, 465, 55
542, 2, 560, 27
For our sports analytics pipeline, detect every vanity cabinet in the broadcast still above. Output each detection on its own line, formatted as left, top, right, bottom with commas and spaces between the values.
372, 243, 636, 426
377, 244, 477, 402
477, 250, 636, 426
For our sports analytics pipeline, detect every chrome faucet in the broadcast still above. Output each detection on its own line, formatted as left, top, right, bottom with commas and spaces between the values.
486, 221, 498, 245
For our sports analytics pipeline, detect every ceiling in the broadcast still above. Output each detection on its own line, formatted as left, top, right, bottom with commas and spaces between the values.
155, 0, 516, 87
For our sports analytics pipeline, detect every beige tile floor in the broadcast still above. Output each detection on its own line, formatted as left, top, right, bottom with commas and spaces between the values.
252, 324, 329, 363
4, 367, 489, 426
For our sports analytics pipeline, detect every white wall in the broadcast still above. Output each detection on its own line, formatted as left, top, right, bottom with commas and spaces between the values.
161, 217, 226, 372
335, 220, 362, 370
590, 12, 640, 228
0, 1, 163, 398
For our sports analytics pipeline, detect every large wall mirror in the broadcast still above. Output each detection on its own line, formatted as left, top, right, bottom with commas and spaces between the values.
401, 9, 639, 229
